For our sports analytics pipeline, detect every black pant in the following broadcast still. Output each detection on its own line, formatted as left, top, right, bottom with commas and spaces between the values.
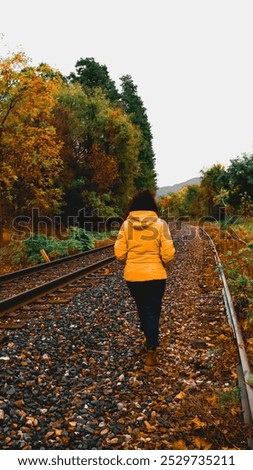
126, 279, 166, 348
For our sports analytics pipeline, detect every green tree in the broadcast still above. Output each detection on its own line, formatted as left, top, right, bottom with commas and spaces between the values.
120, 74, 157, 191
69, 59, 157, 194
54, 82, 141, 218
69, 57, 120, 103
226, 153, 253, 208
180, 185, 202, 218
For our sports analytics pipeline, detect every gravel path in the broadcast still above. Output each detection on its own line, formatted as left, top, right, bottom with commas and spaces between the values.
0, 224, 251, 450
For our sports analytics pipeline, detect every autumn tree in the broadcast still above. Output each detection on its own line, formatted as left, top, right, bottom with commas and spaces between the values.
69, 59, 157, 193
158, 194, 174, 220
0, 52, 64, 242
200, 164, 228, 218
179, 185, 202, 218
159, 156, 253, 222
158, 192, 183, 219
54, 83, 141, 219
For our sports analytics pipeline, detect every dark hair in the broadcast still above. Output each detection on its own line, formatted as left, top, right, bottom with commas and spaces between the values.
128, 189, 158, 212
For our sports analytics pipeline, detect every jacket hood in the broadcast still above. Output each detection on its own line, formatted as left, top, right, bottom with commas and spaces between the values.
127, 210, 158, 230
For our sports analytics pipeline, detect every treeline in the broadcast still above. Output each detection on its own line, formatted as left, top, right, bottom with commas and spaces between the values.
0, 51, 157, 243
159, 156, 253, 221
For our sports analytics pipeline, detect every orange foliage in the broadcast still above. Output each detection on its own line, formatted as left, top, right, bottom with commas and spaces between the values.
86, 144, 118, 192
0, 52, 64, 218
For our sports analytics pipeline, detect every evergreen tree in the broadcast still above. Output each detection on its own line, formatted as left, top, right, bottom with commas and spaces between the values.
69, 57, 121, 103
120, 75, 157, 191
69, 60, 157, 193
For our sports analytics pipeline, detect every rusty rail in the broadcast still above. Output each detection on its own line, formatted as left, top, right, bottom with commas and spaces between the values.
0, 255, 115, 316
199, 226, 253, 448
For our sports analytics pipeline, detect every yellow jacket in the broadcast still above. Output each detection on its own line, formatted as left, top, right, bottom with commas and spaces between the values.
114, 210, 175, 281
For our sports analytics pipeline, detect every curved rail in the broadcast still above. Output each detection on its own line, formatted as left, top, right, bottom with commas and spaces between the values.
0, 255, 115, 316
200, 226, 253, 446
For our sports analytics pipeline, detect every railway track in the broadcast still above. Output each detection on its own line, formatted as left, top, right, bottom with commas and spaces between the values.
199, 227, 253, 448
0, 244, 115, 294
0, 223, 252, 449
0, 244, 115, 320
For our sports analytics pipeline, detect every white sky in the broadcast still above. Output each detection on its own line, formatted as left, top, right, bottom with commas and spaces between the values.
1, 0, 253, 187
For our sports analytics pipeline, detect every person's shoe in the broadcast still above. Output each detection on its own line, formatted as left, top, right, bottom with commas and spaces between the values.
144, 348, 158, 370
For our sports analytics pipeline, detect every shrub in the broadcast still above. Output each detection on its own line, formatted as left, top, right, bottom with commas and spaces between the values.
67, 227, 95, 250
23, 231, 94, 263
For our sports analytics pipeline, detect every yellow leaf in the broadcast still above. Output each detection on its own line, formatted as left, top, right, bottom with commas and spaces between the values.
206, 393, 218, 405
175, 391, 186, 400
26, 417, 35, 426
144, 420, 156, 432
192, 437, 212, 449
15, 399, 24, 408
231, 369, 238, 379
173, 439, 188, 449
191, 416, 207, 429
217, 334, 227, 341
68, 421, 77, 428
247, 338, 253, 352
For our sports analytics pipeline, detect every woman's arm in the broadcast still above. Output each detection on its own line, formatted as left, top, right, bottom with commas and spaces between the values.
159, 220, 175, 267
114, 222, 128, 263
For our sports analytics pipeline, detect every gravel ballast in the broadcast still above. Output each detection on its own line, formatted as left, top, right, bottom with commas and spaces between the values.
0, 224, 251, 450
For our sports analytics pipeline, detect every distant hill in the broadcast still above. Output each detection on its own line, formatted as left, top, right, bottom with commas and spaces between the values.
156, 177, 201, 198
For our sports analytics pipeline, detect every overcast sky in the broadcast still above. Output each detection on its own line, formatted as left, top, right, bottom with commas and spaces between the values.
1, 0, 253, 188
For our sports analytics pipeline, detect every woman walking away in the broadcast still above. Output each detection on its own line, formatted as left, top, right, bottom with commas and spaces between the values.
114, 190, 175, 371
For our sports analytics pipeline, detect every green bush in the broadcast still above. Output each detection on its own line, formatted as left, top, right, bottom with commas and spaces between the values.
24, 234, 52, 262
93, 230, 118, 241
23, 230, 94, 263
67, 227, 95, 250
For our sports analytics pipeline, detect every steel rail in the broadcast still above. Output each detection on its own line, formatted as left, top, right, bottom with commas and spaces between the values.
0, 243, 114, 284
0, 255, 115, 317
199, 226, 253, 446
